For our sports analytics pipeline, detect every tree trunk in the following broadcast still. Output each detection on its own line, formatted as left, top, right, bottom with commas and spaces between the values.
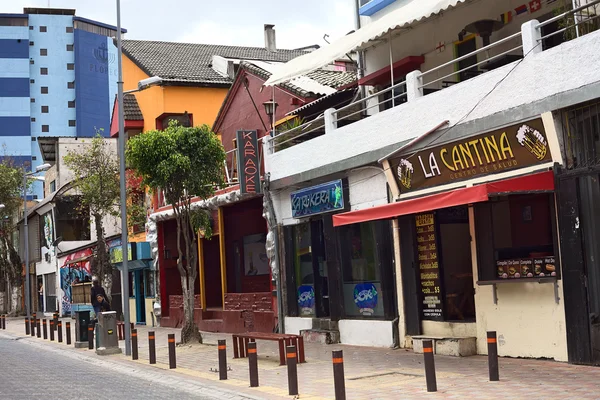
175, 206, 202, 344
10, 283, 21, 316
93, 213, 112, 302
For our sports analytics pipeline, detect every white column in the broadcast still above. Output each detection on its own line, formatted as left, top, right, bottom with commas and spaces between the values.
324, 108, 338, 134
262, 136, 272, 173
522, 19, 542, 56
406, 70, 423, 102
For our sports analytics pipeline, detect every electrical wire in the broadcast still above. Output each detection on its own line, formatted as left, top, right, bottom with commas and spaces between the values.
343, 41, 543, 192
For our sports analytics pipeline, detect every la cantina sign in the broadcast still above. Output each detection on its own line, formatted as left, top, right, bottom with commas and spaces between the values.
390, 119, 552, 193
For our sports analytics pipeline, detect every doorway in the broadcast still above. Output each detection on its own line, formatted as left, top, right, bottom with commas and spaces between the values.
437, 206, 475, 321
455, 34, 479, 82
288, 219, 330, 318
133, 270, 146, 324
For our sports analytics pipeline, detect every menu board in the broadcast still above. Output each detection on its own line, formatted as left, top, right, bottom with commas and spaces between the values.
416, 213, 443, 321
496, 256, 557, 279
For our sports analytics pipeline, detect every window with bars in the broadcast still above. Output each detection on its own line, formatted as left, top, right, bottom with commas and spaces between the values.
561, 100, 600, 169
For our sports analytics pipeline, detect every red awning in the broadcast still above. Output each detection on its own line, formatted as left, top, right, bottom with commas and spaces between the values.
332, 170, 554, 227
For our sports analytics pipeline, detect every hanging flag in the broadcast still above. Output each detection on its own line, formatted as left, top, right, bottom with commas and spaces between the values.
515, 4, 529, 15
529, 0, 542, 12
500, 11, 513, 24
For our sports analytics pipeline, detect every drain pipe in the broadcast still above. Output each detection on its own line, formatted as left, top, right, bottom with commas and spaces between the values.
353, 0, 366, 100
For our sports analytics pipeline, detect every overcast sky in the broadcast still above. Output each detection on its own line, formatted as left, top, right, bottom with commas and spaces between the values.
6, 0, 356, 49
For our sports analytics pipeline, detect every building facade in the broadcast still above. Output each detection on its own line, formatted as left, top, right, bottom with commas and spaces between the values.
264, 0, 600, 362
0, 8, 121, 198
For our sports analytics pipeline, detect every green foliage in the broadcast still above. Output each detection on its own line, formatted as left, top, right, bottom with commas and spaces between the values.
127, 122, 225, 343
0, 158, 24, 286
127, 122, 226, 205
64, 133, 120, 285
63, 133, 120, 219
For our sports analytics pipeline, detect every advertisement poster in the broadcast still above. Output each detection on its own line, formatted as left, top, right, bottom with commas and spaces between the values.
416, 213, 444, 320
243, 234, 269, 276
353, 282, 378, 316
297, 285, 315, 316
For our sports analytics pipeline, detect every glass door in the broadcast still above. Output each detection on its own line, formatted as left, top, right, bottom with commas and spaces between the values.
293, 219, 330, 318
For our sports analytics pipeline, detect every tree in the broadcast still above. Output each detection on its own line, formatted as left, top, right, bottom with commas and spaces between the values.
0, 158, 25, 314
127, 122, 225, 343
63, 134, 120, 300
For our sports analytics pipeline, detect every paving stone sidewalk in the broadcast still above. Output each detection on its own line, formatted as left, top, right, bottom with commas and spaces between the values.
3, 317, 600, 399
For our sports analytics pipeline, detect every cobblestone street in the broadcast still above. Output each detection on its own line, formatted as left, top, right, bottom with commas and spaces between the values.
2, 317, 600, 399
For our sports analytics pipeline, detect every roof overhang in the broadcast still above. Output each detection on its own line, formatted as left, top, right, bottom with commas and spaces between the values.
264, 0, 467, 86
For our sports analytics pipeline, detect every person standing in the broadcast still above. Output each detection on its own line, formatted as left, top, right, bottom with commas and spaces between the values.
38, 282, 44, 312
90, 276, 111, 319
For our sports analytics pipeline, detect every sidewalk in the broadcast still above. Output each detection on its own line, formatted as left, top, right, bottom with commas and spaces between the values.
2, 317, 600, 399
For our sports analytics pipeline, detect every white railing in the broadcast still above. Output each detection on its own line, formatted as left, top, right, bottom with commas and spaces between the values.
267, 1, 600, 153
224, 148, 238, 184
419, 32, 523, 90
537, 0, 600, 41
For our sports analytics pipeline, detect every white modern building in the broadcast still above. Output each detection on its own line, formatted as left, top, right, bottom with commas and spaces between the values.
264, 0, 600, 364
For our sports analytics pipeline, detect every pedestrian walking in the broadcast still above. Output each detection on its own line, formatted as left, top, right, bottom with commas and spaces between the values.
91, 276, 110, 320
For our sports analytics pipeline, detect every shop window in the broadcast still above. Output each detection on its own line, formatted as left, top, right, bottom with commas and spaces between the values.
561, 100, 600, 169
54, 196, 90, 241
338, 221, 385, 318
128, 271, 135, 298
475, 193, 557, 282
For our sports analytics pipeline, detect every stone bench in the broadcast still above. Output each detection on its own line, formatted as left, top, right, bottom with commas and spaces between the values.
412, 335, 477, 357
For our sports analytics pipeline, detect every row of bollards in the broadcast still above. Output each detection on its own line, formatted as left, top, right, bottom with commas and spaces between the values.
12, 316, 501, 398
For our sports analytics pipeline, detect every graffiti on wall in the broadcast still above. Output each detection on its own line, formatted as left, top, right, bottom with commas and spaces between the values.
59, 248, 93, 314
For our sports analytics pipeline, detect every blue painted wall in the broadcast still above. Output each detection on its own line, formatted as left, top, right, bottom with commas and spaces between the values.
74, 30, 118, 137
0, 22, 31, 180
0, 14, 118, 198
28, 14, 76, 197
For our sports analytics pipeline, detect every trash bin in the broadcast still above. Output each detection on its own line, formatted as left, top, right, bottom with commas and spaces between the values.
74, 310, 90, 348
96, 311, 122, 355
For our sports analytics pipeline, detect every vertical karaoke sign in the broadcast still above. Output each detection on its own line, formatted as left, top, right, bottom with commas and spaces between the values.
236, 130, 262, 195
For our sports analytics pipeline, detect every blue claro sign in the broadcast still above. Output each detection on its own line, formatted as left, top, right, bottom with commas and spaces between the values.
291, 180, 345, 218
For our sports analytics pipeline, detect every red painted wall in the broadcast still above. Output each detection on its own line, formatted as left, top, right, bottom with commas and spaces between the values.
214, 70, 306, 152
223, 197, 270, 294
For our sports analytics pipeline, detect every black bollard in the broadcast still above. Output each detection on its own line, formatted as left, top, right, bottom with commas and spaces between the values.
36, 319, 41, 338
53, 313, 58, 331
131, 329, 138, 360
25, 317, 30, 335
31, 313, 36, 337
422, 340, 437, 392
218, 339, 227, 380
286, 345, 299, 396
57, 320, 63, 343
49, 320, 55, 341
66, 322, 71, 345
168, 334, 176, 369
148, 331, 156, 364
487, 331, 499, 381
332, 350, 346, 400
88, 324, 94, 350
248, 341, 259, 387
42, 319, 47, 340
0, 315, 4, 330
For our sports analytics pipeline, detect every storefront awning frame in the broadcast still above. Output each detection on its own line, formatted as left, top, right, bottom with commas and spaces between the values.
332, 170, 555, 227
264, 0, 468, 86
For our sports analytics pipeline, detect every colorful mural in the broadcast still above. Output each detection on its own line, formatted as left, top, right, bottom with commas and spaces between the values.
59, 248, 93, 314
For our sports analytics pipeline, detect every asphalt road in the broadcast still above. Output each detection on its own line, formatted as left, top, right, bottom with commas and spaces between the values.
0, 335, 249, 400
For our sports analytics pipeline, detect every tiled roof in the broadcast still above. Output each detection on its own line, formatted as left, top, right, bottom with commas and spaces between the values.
121, 40, 310, 87
123, 93, 143, 121
241, 61, 357, 98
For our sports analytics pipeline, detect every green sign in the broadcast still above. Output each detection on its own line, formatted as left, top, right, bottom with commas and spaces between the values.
110, 243, 133, 263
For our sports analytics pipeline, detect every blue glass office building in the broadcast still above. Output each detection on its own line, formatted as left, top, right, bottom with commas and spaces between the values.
0, 8, 122, 198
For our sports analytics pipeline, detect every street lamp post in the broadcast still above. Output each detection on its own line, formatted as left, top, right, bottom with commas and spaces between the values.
23, 164, 50, 324
116, 0, 162, 356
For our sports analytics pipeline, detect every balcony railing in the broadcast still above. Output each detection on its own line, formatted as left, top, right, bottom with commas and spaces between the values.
268, 0, 600, 153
